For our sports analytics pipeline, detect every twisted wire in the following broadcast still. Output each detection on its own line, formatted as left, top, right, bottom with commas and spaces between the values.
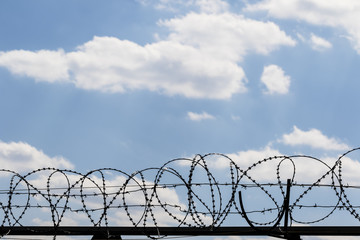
0, 148, 360, 238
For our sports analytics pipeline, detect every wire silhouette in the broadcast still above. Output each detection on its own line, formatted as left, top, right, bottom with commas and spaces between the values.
0, 148, 360, 239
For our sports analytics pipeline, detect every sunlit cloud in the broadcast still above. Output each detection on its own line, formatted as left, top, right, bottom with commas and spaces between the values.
310, 33, 333, 51
0, 140, 74, 173
0, 49, 69, 83
0, 7, 295, 99
261, 64, 291, 95
245, 0, 360, 53
279, 126, 350, 150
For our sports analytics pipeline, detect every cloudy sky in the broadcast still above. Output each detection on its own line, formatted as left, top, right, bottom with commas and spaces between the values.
1, 0, 360, 237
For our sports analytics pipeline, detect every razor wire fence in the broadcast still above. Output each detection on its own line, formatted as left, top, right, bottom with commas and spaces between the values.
1, 148, 360, 239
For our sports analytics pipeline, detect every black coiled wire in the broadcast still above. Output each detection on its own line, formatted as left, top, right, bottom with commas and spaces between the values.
0, 148, 359, 239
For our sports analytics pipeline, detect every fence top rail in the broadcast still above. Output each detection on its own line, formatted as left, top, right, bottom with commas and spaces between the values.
2, 226, 360, 236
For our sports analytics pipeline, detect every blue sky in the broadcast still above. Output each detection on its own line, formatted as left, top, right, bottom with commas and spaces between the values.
1, 0, 360, 236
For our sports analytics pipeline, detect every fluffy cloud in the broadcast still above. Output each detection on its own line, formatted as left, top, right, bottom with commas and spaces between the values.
0, 10, 296, 99
245, 0, 360, 53
161, 12, 296, 62
70, 37, 249, 99
187, 111, 215, 121
208, 139, 356, 186
280, 126, 350, 150
0, 140, 73, 173
223, 146, 282, 169
0, 49, 69, 82
0, 37, 247, 99
207, 126, 353, 183
260, 64, 291, 94
310, 33, 333, 51
209, 146, 334, 183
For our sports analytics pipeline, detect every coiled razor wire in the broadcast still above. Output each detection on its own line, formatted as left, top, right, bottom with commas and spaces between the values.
0, 148, 360, 238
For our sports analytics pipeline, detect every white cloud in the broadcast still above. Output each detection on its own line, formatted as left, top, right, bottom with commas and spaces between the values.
187, 111, 215, 121
261, 64, 291, 95
0, 37, 246, 99
0, 10, 296, 99
310, 33, 333, 51
339, 156, 360, 185
0, 38, 247, 100
207, 144, 357, 185
226, 146, 282, 168
280, 126, 350, 150
208, 146, 315, 182
161, 12, 296, 62
207, 145, 282, 171
68, 37, 247, 99
245, 0, 360, 53
0, 49, 69, 82
296, 32, 332, 51
0, 140, 74, 173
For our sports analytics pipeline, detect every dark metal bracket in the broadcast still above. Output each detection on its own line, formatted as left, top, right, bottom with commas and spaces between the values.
239, 179, 300, 240
91, 234, 122, 240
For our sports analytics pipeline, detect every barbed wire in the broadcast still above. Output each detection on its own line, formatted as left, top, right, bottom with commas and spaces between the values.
0, 148, 360, 239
